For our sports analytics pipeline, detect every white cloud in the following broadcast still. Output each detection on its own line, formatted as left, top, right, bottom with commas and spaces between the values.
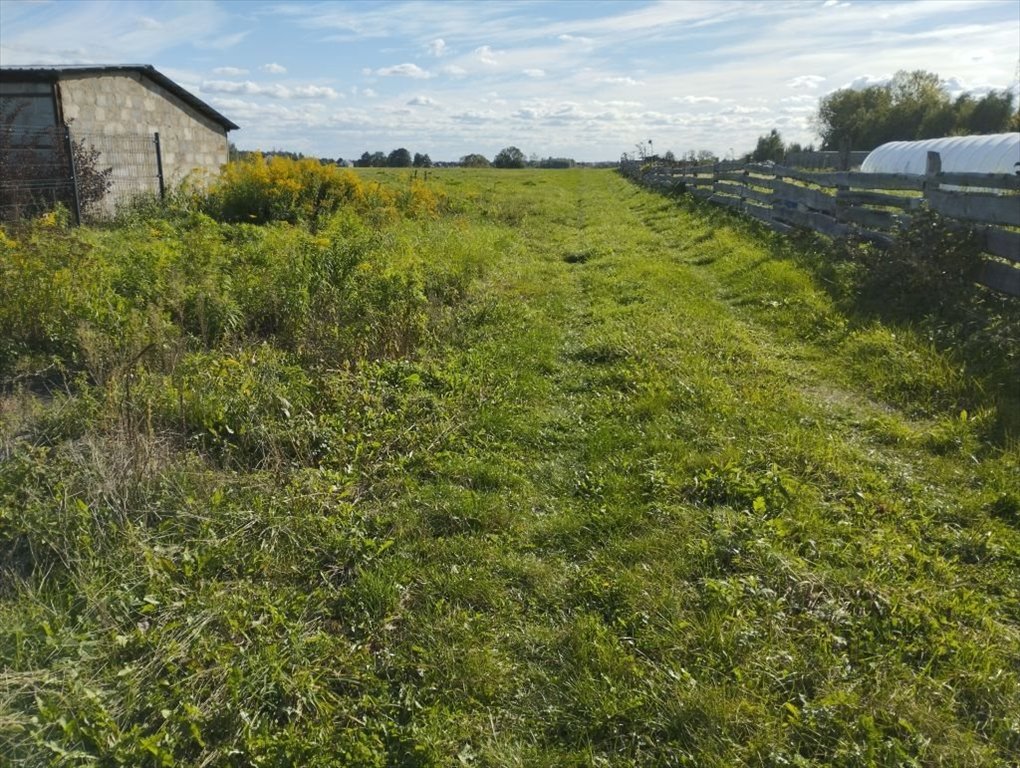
195, 31, 250, 50
453, 110, 499, 123
840, 74, 892, 91
442, 64, 468, 77
201, 79, 338, 99
523, 68, 545, 78
558, 34, 593, 44
292, 85, 341, 98
598, 76, 644, 86
673, 95, 721, 104
375, 63, 432, 79
428, 39, 447, 57
475, 45, 498, 65
261, 62, 287, 74
407, 95, 440, 107
213, 66, 248, 76
787, 75, 826, 89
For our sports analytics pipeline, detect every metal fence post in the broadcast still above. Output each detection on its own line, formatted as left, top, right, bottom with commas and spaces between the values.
153, 132, 165, 199
63, 125, 82, 225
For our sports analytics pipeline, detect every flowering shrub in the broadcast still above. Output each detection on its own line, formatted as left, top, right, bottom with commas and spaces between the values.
203, 154, 367, 225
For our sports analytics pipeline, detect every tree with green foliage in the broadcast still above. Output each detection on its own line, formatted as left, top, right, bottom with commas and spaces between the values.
413, 152, 432, 168
459, 153, 490, 168
538, 157, 576, 169
816, 69, 1017, 150
493, 146, 526, 168
387, 148, 412, 167
354, 151, 388, 167
750, 129, 785, 162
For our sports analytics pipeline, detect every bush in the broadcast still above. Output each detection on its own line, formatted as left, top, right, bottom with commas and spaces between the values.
838, 211, 983, 317
203, 153, 369, 226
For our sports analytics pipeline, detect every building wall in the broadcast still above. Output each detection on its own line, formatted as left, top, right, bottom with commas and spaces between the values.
57, 71, 229, 198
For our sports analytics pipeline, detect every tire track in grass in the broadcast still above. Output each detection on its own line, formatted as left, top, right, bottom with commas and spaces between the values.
379, 170, 1019, 766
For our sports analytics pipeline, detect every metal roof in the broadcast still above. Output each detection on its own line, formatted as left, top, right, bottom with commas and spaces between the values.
0, 64, 239, 131
861, 133, 1020, 175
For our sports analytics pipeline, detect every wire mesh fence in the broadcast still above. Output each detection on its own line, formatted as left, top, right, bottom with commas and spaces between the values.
0, 126, 163, 224
0, 126, 74, 221
76, 131, 162, 213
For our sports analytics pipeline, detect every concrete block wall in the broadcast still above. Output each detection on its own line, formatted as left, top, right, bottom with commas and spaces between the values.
57, 72, 228, 200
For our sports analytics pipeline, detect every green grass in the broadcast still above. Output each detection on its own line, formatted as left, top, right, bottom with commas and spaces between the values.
2, 168, 1018, 766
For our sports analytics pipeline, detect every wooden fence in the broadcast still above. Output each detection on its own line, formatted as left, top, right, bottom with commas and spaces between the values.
620, 155, 1020, 296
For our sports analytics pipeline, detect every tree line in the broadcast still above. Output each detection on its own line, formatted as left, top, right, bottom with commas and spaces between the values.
352, 146, 578, 169
746, 69, 1018, 162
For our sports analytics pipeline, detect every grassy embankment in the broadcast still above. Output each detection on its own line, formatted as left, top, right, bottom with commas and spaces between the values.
1, 163, 1018, 766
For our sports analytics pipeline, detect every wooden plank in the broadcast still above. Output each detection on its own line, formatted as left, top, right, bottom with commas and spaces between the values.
772, 178, 836, 213
936, 172, 1020, 192
715, 170, 749, 182
743, 202, 793, 233
927, 188, 1020, 228
740, 185, 774, 205
983, 226, 1020, 263
713, 180, 748, 195
774, 205, 847, 238
836, 205, 907, 232
688, 163, 716, 175
841, 172, 926, 191
671, 173, 713, 183
978, 260, 1020, 296
835, 189, 921, 211
708, 193, 743, 209
773, 166, 843, 187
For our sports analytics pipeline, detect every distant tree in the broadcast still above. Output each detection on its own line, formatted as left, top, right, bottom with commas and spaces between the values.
412, 152, 432, 168
959, 90, 1016, 134
538, 156, 575, 169
815, 69, 1016, 151
662, 150, 676, 163
387, 147, 412, 167
460, 153, 490, 168
750, 129, 785, 162
696, 149, 717, 162
493, 146, 526, 168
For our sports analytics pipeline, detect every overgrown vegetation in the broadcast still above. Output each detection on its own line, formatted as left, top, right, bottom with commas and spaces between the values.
2, 165, 1018, 766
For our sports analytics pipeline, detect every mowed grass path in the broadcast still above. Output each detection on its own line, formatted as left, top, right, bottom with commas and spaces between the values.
352, 169, 1019, 765
2, 168, 1017, 766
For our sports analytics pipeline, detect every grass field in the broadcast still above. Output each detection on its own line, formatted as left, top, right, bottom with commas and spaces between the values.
2, 167, 1019, 766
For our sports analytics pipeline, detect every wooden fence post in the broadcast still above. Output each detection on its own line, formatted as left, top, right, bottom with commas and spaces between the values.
838, 138, 851, 172
923, 151, 941, 207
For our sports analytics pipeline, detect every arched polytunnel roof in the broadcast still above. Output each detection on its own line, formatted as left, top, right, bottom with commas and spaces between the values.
861, 133, 1020, 175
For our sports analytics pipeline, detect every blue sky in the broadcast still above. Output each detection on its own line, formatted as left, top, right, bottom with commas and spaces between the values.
2, 0, 1018, 161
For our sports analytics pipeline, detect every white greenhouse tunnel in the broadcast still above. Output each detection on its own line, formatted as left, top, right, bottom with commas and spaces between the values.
861, 133, 1020, 175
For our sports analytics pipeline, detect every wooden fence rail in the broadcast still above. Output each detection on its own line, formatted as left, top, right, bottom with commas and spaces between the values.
620, 156, 1020, 296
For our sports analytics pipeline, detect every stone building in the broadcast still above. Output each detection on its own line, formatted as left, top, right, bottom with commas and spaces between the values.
0, 64, 238, 211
